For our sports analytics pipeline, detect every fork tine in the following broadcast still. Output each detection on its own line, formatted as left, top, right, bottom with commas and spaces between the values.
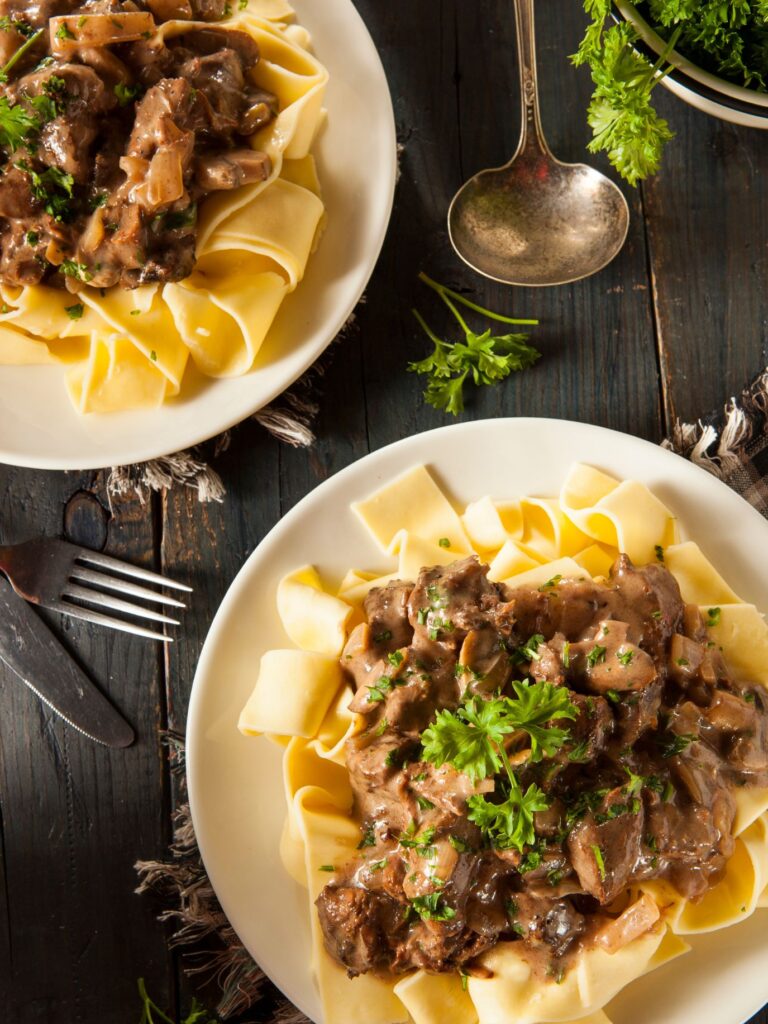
75, 549, 192, 593
62, 585, 180, 626
69, 566, 186, 608
50, 600, 172, 642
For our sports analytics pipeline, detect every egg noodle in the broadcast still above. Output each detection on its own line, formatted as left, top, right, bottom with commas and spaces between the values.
239, 463, 768, 1024
0, 0, 327, 413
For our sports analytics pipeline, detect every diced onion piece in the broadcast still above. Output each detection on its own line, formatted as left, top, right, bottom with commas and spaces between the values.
596, 893, 660, 953
146, 144, 186, 207
50, 12, 156, 54
44, 238, 66, 266
79, 207, 105, 253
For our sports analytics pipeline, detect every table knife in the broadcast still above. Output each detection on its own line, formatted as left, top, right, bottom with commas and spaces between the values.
0, 576, 134, 747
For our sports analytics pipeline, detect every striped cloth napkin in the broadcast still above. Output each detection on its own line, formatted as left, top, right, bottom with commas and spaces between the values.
135, 365, 768, 1022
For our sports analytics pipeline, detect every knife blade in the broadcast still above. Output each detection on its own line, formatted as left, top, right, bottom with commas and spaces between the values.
0, 576, 134, 748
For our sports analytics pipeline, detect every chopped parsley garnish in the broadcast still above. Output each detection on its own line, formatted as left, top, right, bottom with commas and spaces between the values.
415, 795, 435, 811
387, 650, 404, 668
512, 633, 545, 663
562, 641, 570, 669
448, 834, 472, 853
398, 822, 436, 857
586, 644, 607, 667
409, 893, 456, 922
651, 610, 663, 620
367, 676, 393, 703
373, 716, 389, 738
0, 26, 44, 84
591, 844, 606, 880
64, 303, 84, 320
438, 537, 451, 548
605, 689, 620, 704
357, 827, 376, 849
374, 629, 392, 643
617, 649, 634, 667
114, 81, 142, 106
60, 259, 91, 282
150, 350, 157, 362
547, 867, 564, 887
706, 607, 721, 627
659, 732, 697, 758
17, 161, 74, 221
676, 657, 689, 667
318, 865, 335, 872
744, 692, 756, 705
25, 230, 38, 246
55, 22, 75, 40
654, 545, 665, 562
567, 739, 590, 763
369, 859, 387, 871
539, 574, 563, 591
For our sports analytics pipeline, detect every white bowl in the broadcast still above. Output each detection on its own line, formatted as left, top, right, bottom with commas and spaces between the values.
615, 0, 768, 129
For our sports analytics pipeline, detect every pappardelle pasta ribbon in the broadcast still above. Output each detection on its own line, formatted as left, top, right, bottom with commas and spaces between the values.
0, 0, 327, 413
239, 462, 768, 1024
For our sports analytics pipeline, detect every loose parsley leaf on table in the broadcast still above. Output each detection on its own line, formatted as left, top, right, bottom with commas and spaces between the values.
408, 272, 539, 414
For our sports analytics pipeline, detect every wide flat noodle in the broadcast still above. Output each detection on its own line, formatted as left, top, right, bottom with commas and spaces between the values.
0, 4, 328, 413
393, 971, 478, 1024
353, 465, 472, 555
707, 603, 768, 686
468, 926, 687, 1024
240, 464, 768, 1024
238, 649, 342, 738
560, 464, 678, 564
277, 565, 353, 657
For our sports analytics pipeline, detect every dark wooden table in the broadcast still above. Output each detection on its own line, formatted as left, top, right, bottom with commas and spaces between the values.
2, 2, 767, 1021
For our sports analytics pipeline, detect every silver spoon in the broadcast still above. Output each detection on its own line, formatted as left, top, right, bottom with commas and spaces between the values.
447, 0, 630, 287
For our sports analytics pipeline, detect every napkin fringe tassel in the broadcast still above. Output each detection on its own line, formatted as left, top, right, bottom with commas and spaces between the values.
663, 367, 768, 477
134, 734, 310, 1022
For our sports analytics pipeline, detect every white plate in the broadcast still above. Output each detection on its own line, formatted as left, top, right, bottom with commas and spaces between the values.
0, 0, 397, 470
187, 418, 768, 1024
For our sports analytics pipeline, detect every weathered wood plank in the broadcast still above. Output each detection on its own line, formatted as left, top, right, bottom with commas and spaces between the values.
643, 88, 768, 428
0, 468, 173, 1023
353, 0, 663, 456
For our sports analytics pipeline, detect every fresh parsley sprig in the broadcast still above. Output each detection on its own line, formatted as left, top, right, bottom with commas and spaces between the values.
421, 683, 576, 852
408, 273, 539, 415
137, 979, 219, 1024
573, 11, 680, 186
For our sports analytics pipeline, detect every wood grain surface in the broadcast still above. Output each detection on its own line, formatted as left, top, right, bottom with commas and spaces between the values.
1, 2, 767, 1021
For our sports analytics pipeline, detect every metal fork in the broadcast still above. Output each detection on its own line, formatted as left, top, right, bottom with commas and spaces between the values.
0, 538, 191, 642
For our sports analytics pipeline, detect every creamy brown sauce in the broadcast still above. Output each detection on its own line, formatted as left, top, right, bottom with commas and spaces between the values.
315, 555, 768, 980
0, 0, 275, 289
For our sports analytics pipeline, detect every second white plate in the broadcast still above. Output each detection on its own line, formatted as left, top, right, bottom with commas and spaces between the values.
0, 0, 397, 469
187, 418, 768, 1024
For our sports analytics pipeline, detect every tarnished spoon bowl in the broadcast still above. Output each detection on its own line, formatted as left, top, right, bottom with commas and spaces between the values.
448, 0, 630, 287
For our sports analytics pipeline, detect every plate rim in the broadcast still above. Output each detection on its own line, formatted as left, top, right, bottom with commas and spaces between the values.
187, 416, 768, 1024
0, 0, 398, 471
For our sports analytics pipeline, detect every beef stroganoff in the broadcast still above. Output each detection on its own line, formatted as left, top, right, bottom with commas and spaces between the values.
0, 0, 326, 411
239, 463, 768, 1024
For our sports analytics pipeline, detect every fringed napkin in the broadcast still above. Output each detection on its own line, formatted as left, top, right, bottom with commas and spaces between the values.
135, 365, 768, 1022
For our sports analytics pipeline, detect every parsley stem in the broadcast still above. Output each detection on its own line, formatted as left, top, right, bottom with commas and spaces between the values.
0, 26, 43, 81
412, 307, 447, 350
137, 979, 176, 1024
645, 26, 682, 94
418, 271, 538, 326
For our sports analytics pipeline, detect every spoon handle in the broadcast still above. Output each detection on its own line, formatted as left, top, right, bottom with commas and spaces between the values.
512, 0, 552, 158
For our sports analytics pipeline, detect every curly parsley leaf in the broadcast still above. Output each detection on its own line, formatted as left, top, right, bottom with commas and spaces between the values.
409, 893, 456, 922
0, 96, 37, 150
467, 775, 549, 852
408, 273, 539, 415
